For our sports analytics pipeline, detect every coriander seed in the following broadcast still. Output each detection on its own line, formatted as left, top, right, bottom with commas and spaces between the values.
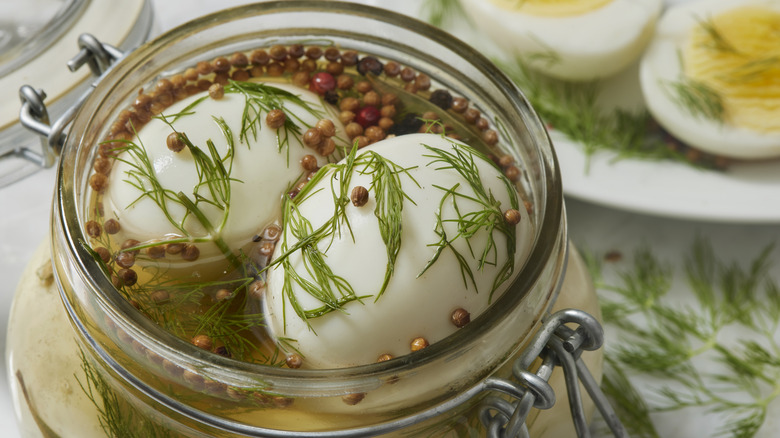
191, 334, 213, 350
181, 244, 200, 261
504, 209, 522, 226
85, 220, 102, 238
266, 109, 286, 129
103, 218, 120, 234
451, 308, 471, 328
351, 186, 369, 207
285, 354, 303, 369
166, 132, 186, 152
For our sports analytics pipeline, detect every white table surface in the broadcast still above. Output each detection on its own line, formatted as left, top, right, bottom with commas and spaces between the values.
1, 1, 778, 437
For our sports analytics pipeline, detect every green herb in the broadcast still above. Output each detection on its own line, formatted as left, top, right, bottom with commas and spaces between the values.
77, 350, 173, 437
419, 140, 518, 301
695, 16, 738, 54
589, 238, 780, 437
269, 144, 417, 328
665, 77, 724, 122
421, 0, 468, 28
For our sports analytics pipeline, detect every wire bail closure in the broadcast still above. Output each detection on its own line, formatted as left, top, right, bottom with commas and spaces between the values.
16, 34, 124, 169
479, 308, 628, 438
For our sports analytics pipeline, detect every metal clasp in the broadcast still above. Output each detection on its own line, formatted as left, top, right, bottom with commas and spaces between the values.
479, 309, 628, 438
16, 34, 125, 169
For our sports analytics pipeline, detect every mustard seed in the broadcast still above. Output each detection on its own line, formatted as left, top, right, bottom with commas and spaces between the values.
451, 308, 471, 328
167, 132, 186, 152
301, 154, 318, 172
342, 393, 365, 406
285, 354, 303, 369
85, 220, 102, 238
351, 186, 369, 207
504, 209, 522, 226
266, 109, 286, 129
192, 334, 213, 350
181, 244, 200, 261
410, 337, 429, 352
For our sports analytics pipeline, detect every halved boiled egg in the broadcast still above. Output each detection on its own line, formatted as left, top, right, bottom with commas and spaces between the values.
459, 0, 662, 81
640, 0, 780, 159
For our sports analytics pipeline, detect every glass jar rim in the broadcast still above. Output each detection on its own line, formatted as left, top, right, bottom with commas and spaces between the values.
56, 0, 565, 382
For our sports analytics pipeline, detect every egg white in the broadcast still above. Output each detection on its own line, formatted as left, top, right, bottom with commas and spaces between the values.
639, 0, 780, 159
105, 82, 344, 257
263, 133, 534, 369
460, 0, 663, 81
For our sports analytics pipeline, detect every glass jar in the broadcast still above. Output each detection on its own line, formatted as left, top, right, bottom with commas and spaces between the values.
7, 2, 603, 437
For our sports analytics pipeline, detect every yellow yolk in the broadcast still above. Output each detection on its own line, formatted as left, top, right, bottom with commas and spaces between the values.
488, 0, 614, 16
684, 7, 780, 132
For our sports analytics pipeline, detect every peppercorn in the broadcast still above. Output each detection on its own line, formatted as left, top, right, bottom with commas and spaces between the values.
214, 346, 231, 357
191, 334, 213, 350
288, 44, 304, 58
301, 154, 318, 172
351, 186, 369, 207
85, 220, 102, 238
504, 209, 522, 226
429, 89, 453, 109
357, 56, 383, 76
451, 308, 471, 328
388, 113, 424, 136
266, 109, 286, 129
285, 354, 303, 369
410, 337, 429, 352
167, 132, 186, 152
400, 67, 416, 82
384, 61, 401, 77
323, 89, 339, 105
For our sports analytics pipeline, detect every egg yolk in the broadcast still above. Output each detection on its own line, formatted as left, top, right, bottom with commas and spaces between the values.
684, 6, 780, 132
488, 0, 614, 16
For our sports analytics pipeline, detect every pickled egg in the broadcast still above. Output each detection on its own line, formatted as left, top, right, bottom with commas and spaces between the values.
105, 82, 344, 257
640, 0, 780, 159
263, 133, 534, 368
460, 0, 662, 81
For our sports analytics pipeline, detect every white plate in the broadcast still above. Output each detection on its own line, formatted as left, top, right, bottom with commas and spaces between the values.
423, 0, 780, 223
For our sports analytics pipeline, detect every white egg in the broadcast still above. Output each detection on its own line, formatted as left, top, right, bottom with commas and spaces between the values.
263, 133, 534, 369
460, 0, 662, 81
105, 82, 344, 257
639, 0, 780, 159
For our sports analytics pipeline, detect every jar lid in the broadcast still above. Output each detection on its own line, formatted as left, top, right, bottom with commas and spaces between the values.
0, 0, 153, 186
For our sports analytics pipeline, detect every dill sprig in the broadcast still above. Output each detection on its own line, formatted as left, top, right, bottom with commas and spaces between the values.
589, 238, 780, 437
419, 141, 518, 301
270, 144, 418, 327
420, 0, 468, 28
77, 350, 173, 437
695, 16, 738, 54
665, 77, 724, 122
498, 60, 698, 170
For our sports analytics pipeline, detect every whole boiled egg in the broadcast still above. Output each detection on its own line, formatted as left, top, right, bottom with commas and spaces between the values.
105, 82, 345, 263
640, 0, 780, 159
459, 0, 663, 81
263, 133, 534, 369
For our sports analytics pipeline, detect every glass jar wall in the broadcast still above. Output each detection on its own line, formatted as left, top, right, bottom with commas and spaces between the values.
7, 2, 602, 436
